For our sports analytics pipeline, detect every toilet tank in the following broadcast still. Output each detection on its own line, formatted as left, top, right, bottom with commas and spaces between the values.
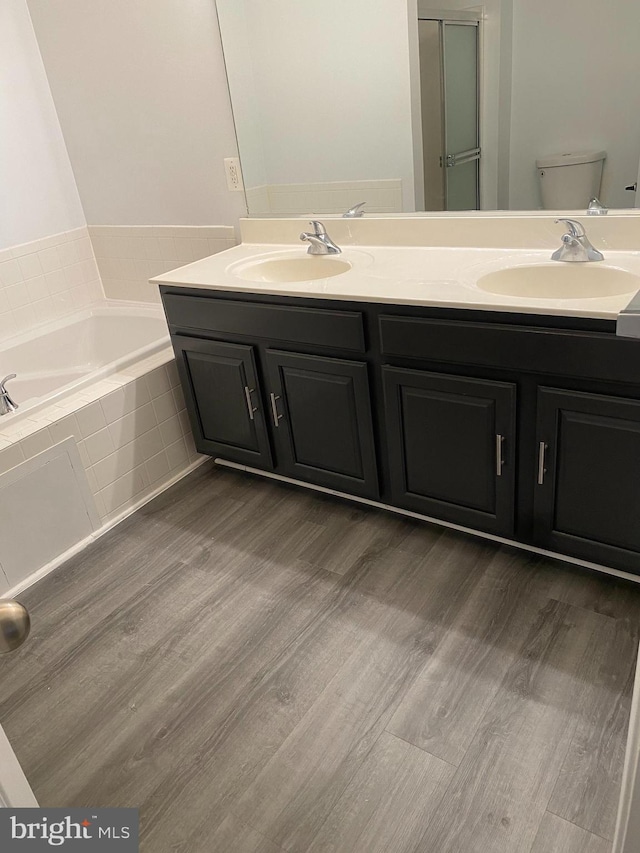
536, 150, 606, 209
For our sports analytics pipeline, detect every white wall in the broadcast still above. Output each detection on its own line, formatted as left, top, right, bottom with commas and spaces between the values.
509, 0, 640, 210
218, 0, 417, 210
0, 0, 85, 250
215, 0, 267, 193
219, 0, 514, 213
26, 0, 245, 227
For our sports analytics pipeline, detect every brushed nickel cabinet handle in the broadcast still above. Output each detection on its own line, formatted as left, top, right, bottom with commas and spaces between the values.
538, 442, 548, 485
270, 393, 283, 427
495, 434, 505, 477
244, 386, 257, 421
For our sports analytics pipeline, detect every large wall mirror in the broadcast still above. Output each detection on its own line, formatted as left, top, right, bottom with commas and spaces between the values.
216, 0, 640, 216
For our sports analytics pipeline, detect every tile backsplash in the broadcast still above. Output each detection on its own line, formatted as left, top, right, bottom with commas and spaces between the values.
89, 225, 237, 303
0, 227, 103, 340
245, 179, 404, 216
1, 225, 239, 334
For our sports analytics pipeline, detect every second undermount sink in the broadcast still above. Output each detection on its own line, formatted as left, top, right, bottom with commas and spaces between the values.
477, 264, 640, 300
232, 254, 352, 283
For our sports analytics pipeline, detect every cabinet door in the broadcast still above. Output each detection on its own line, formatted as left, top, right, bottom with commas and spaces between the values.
383, 367, 516, 535
534, 387, 640, 574
265, 350, 379, 498
173, 335, 272, 468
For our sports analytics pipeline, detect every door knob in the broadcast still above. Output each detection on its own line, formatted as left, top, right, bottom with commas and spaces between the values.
0, 600, 31, 654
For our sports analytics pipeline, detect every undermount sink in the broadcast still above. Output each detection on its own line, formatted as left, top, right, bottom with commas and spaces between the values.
477, 264, 640, 300
232, 255, 352, 283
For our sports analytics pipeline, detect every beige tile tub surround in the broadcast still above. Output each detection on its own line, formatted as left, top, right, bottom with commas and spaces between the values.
245, 179, 404, 217
0, 356, 201, 532
89, 225, 237, 303
0, 227, 103, 339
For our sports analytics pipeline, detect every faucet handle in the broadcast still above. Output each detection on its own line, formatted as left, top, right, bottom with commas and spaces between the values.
555, 218, 585, 238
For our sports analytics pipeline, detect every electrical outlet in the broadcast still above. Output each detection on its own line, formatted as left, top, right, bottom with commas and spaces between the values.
224, 157, 244, 191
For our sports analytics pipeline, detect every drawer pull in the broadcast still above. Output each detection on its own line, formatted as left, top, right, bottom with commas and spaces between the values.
244, 386, 257, 421
495, 434, 505, 477
538, 442, 548, 485
270, 393, 283, 427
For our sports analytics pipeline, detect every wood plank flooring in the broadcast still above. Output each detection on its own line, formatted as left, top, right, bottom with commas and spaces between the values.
2, 461, 639, 853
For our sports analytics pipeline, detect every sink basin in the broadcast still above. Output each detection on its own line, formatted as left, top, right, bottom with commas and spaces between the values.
477, 264, 640, 299
233, 255, 352, 283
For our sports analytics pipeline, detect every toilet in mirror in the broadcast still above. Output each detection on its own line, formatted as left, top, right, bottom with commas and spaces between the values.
215, 0, 640, 216
536, 150, 607, 211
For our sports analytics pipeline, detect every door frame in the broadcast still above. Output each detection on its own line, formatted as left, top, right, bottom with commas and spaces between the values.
0, 723, 37, 807
614, 650, 640, 852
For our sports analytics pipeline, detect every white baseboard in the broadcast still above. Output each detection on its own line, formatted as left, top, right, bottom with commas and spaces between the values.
9, 451, 638, 599
214, 458, 640, 587
4, 457, 209, 599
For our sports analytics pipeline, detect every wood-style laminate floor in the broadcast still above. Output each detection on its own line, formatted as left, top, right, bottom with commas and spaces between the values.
3, 462, 640, 852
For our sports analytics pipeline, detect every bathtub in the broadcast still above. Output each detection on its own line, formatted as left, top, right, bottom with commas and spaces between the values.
0, 299, 204, 597
1, 303, 170, 422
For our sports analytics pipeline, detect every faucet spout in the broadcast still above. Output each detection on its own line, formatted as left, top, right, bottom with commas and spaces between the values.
0, 374, 18, 415
300, 221, 342, 255
551, 218, 604, 262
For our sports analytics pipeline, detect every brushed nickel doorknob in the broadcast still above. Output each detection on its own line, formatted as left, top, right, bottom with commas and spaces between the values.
0, 600, 31, 654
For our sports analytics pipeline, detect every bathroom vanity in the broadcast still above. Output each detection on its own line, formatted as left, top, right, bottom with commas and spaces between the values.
154, 218, 640, 578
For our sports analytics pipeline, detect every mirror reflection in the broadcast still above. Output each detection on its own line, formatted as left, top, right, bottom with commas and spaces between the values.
216, 0, 640, 216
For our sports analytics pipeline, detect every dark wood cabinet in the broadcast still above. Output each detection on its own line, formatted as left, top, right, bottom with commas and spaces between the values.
265, 350, 379, 498
534, 387, 640, 572
383, 367, 516, 535
162, 286, 640, 576
173, 335, 272, 468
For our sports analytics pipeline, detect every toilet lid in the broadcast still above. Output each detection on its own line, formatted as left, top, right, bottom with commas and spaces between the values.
536, 150, 607, 169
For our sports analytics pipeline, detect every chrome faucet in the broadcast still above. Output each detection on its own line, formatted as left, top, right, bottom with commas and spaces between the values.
300, 221, 342, 255
587, 196, 608, 215
0, 374, 18, 415
343, 202, 366, 218
552, 218, 604, 263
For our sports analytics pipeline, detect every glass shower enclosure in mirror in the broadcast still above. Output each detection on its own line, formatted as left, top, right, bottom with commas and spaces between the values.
419, 16, 480, 211
216, 0, 640, 216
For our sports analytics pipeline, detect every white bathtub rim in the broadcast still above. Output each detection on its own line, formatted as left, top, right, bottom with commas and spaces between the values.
0, 299, 166, 354
3, 456, 208, 599
1, 301, 171, 427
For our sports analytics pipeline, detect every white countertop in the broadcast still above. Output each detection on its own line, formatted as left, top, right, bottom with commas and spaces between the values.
151, 242, 640, 320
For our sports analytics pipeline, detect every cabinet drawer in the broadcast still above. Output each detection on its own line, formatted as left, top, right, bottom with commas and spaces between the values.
163, 294, 365, 352
379, 315, 640, 383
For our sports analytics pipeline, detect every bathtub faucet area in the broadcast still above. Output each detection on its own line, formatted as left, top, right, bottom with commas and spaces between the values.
0, 374, 18, 415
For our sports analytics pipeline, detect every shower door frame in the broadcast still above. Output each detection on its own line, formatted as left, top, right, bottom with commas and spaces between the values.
441, 18, 481, 210
415, 4, 482, 211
